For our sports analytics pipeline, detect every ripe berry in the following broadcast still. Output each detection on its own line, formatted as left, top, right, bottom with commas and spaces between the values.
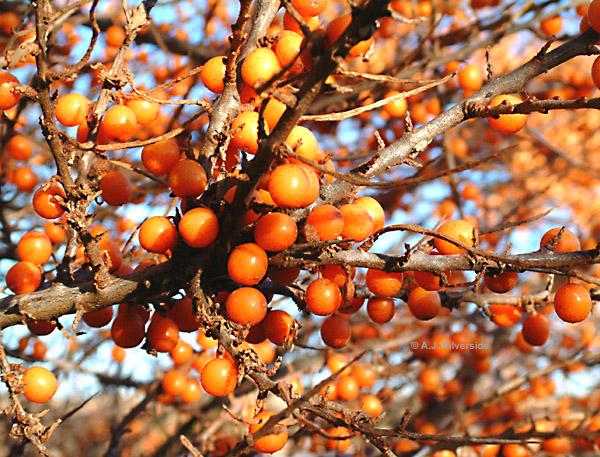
22, 366, 57, 403
554, 283, 592, 323
305, 278, 341, 316
178, 207, 219, 248
225, 287, 267, 325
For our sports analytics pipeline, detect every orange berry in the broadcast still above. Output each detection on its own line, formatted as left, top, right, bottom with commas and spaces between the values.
275, 30, 304, 73
201, 56, 226, 93
337, 375, 359, 401
484, 271, 518, 293
6, 134, 32, 161
55, 93, 90, 127
168, 159, 208, 198
407, 287, 441, 320
178, 207, 219, 248
0, 71, 20, 110
168, 296, 201, 332
487, 94, 527, 135
263, 309, 296, 346
489, 304, 522, 328
326, 14, 374, 57
22, 366, 57, 403
458, 64, 483, 91
225, 287, 268, 325
365, 269, 403, 297
540, 227, 580, 252
111, 307, 146, 348
291, 0, 327, 16
540, 15, 562, 35
125, 97, 159, 126
106, 25, 126, 47
17, 231, 52, 265
588, 0, 600, 32
100, 170, 132, 206
227, 242, 268, 286
367, 297, 395, 323
305, 204, 344, 241
13, 166, 39, 192
522, 313, 550, 346
241, 47, 281, 89
268, 163, 319, 208
201, 357, 238, 396
554, 283, 592, 323
162, 369, 187, 396
254, 212, 297, 252
141, 139, 180, 175
33, 182, 66, 219
383, 90, 408, 118
305, 278, 341, 315
83, 306, 114, 328
181, 376, 203, 403
353, 196, 385, 231
147, 313, 179, 352
6, 261, 41, 294
286, 125, 318, 161
138, 216, 178, 253
320, 314, 351, 348
231, 111, 266, 155
263, 97, 287, 130
339, 203, 374, 241
100, 105, 138, 142
434, 219, 476, 255
249, 411, 289, 454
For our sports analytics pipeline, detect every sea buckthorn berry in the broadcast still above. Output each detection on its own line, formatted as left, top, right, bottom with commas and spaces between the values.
83, 306, 114, 328
33, 182, 66, 219
100, 105, 138, 142
326, 13, 374, 57
264, 97, 287, 130
13, 166, 39, 192
588, 0, 600, 32
254, 212, 297, 252
484, 271, 518, 293
458, 64, 483, 91
540, 227, 580, 253
305, 204, 344, 241
383, 90, 408, 118
339, 203, 374, 241
106, 25, 126, 47
26, 319, 56, 336
201, 357, 238, 397
540, 15, 562, 35
227, 242, 268, 285
111, 307, 146, 348
6, 134, 32, 161
489, 304, 522, 327
249, 411, 289, 454
181, 377, 203, 404
365, 269, 404, 297
100, 171, 132, 206
168, 159, 207, 198
0, 72, 20, 110
141, 139, 180, 175
291, 0, 327, 16
178, 207, 219, 248
161, 369, 186, 396
147, 313, 179, 352
305, 278, 341, 315
17, 231, 52, 265
407, 287, 441, 320
167, 296, 201, 332
554, 283, 592, 323
125, 96, 159, 125
434, 219, 476, 255
225, 287, 267, 325
487, 94, 527, 135
201, 56, 226, 93
263, 309, 296, 346
138, 216, 178, 253
321, 314, 351, 348
268, 163, 319, 208
286, 125, 318, 162
283, 12, 320, 36
413, 270, 444, 291
241, 47, 281, 89
275, 30, 304, 73
231, 111, 266, 154
367, 297, 395, 323
55, 93, 90, 127
353, 196, 385, 231
22, 366, 57, 403
6, 261, 42, 294
522, 313, 549, 346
